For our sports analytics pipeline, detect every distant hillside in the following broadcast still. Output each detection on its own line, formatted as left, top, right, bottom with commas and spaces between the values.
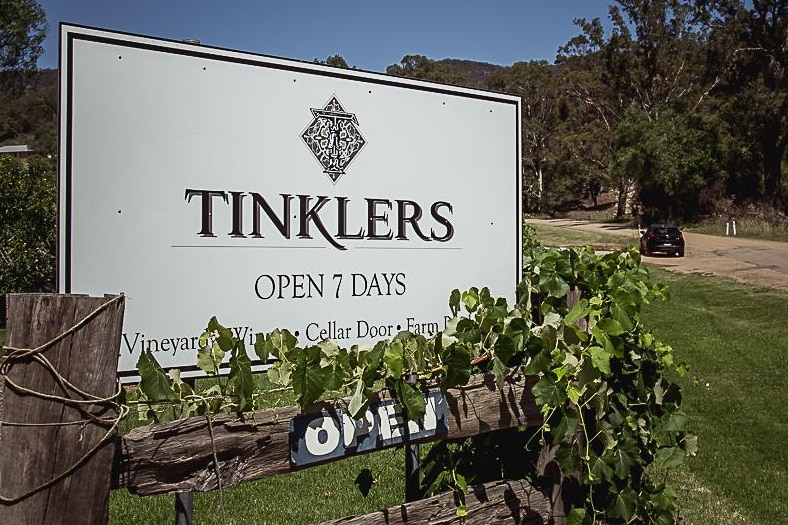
0, 69, 58, 155
0, 61, 505, 154
437, 59, 506, 90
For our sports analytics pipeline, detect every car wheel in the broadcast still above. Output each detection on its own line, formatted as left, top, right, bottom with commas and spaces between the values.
678, 249, 684, 257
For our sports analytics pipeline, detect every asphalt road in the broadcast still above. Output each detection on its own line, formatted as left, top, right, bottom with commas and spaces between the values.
525, 219, 788, 291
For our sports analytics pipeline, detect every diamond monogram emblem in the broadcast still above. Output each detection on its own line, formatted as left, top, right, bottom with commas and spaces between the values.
301, 96, 366, 183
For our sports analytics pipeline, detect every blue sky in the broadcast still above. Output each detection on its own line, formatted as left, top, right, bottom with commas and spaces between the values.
37, 1, 613, 72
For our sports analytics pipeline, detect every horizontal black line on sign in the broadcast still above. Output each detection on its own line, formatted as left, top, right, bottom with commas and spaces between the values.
66, 28, 520, 106
170, 245, 325, 249
354, 246, 463, 250
170, 245, 461, 250
117, 358, 273, 378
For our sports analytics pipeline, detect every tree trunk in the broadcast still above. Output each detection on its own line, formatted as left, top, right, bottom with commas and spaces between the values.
615, 176, 638, 218
535, 167, 544, 204
616, 179, 629, 218
534, 287, 586, 525
761, 132, 785, 210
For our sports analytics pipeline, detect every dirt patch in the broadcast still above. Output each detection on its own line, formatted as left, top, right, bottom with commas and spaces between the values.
526, 219, 788, 291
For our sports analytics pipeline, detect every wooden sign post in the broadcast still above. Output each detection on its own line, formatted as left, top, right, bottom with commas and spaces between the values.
0, 294, 125, 525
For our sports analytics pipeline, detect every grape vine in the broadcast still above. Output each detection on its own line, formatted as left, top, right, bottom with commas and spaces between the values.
126, 229, 695, 524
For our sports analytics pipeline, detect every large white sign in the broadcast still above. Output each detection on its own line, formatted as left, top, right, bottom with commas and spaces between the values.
59, 25, 521, 379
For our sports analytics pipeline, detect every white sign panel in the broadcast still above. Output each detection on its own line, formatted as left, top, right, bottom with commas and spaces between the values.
59, 25, 521, 379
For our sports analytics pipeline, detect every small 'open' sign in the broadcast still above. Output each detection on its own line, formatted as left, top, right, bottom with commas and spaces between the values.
289, 392, 449, 467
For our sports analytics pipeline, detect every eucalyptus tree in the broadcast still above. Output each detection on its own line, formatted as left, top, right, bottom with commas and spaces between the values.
0, 156, 56, 299
556, 18, 619, 211
698, 0, 788, 210
385, 55, 468, 85
314, 54, 352, 69
0, 0, 47, 90
612, 104, 726, 221
559, 0, 712, 218
488, 61, 564, 211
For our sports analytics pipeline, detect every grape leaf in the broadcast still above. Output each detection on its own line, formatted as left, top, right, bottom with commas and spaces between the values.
137, 350, 178, 402
292, 346, 327, 408
395, 380, 427, 421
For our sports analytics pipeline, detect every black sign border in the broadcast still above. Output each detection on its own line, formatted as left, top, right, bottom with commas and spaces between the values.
59, 23, 523, 379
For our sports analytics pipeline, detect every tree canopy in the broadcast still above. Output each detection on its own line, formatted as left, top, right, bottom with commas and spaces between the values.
0, 0, 47, 89
314, 54, 352, 69
0, 156, 56, 298
386, 55, 469, 85
385, 0, 788, 222
3, 0, 788, 232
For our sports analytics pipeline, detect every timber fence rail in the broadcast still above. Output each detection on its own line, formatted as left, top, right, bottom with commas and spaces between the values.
0, 292, 586, 525
315, 479, 552, 525
112, 373, 542, 496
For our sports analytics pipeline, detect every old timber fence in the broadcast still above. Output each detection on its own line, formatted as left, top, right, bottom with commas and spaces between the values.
0, 294, 584, 524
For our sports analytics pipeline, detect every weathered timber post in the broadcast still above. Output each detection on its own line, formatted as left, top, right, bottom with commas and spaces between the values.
0, 295, 5, 445
536, 287, 585, 525
0, 294, 125, 525
404, 373, 421, 502
175, 491, 194, 525
175, 376, 197, 525
404, 439, 420, 502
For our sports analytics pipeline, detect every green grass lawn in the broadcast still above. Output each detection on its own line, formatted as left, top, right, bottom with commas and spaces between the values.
643, 269, 788, 524
111, 449, 408, 525
529, 211, 787, 521
688, 218, 788, 242
526, 222, 635, 251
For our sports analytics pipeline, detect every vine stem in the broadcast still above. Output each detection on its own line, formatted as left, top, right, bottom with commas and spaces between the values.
471, 353, 491, 366
205, 412, 227, 523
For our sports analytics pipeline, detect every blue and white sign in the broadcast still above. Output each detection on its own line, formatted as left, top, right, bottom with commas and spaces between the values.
290, 392, 449, 467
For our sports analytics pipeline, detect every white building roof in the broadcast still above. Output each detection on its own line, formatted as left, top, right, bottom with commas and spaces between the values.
0, 145, 31, 154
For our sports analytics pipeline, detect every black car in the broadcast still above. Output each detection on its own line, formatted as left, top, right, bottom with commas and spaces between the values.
639, 224, 685, 257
